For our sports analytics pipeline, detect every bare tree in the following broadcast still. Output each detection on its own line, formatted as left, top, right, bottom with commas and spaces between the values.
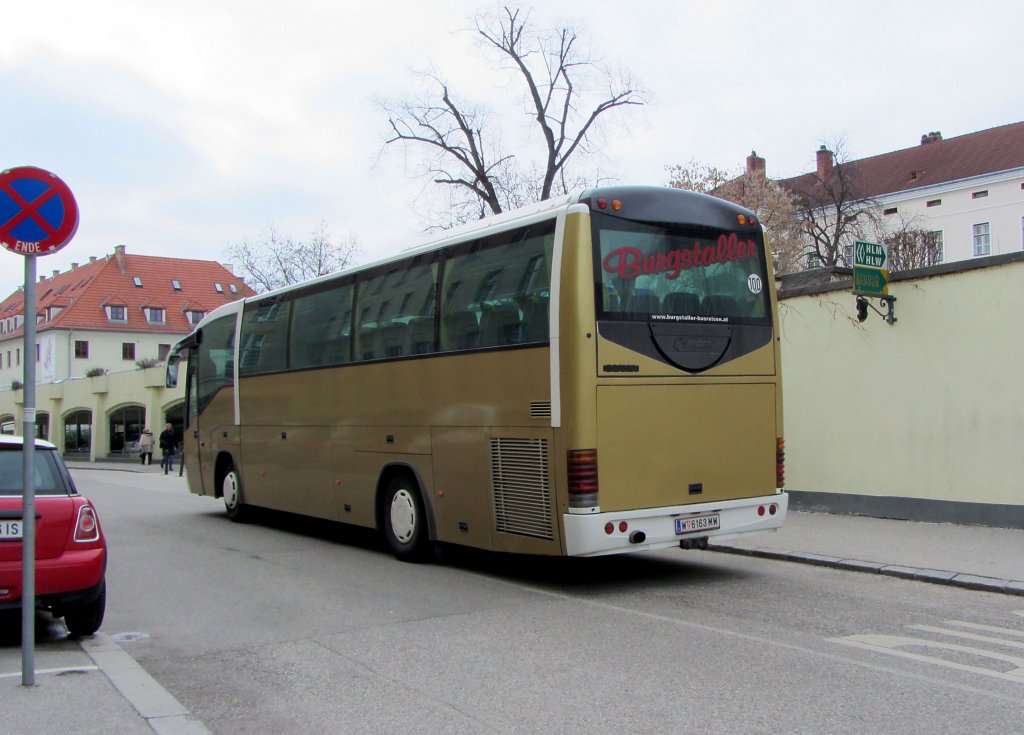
786, 140, 881, 269
875, 212, 944, 272
381, 5, 644, 224
665, 160, 732, 194
225, 223, 361, 293
666, 159, 805, 275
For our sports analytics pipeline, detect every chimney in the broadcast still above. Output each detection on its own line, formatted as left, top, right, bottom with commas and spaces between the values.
114, 244, 127, 272
52, 270, 60, 279
816, 145, 834, 179
89, 256, 97, 263
38, 275, 46, 283
745, 150, 766, 178
71, 262, 78, 269
920, 131, 943, 145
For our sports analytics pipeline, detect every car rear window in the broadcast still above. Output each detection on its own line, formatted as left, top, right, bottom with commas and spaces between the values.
0, 448, 69, 496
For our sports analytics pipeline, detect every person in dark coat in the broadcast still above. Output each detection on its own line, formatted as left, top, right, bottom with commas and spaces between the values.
159, 423, 176, 474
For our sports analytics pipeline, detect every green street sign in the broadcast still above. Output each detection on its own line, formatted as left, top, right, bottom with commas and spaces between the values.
853, 240, 889, 295
854, 240, 887, 269
854, 266, 889, 294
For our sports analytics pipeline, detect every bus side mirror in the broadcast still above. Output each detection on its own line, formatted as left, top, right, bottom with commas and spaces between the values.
166, 354, 180, 388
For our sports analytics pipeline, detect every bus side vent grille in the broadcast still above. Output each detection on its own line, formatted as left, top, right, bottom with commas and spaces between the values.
530, 402, 552, 419
490, 437, 553, 540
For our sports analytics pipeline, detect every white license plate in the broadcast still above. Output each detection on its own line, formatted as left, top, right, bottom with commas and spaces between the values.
675, 513, 720, 535
0, 520, 23, 540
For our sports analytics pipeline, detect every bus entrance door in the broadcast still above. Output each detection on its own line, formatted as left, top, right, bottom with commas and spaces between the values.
183, 348, 207, 494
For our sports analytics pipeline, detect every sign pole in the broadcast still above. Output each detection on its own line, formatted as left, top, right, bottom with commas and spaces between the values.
21, 254, 37, 687
0, 166, 79, 687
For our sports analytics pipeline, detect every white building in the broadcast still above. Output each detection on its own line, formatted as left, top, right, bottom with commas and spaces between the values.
0, 244, 253, 455
765, 121, 1024, 267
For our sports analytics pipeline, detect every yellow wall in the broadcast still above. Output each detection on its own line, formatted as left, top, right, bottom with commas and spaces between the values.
0, 366, 183, 459
779, 256, 1024, 507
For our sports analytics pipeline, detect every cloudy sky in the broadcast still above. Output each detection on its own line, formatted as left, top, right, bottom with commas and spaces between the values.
3, 0, 1021, 298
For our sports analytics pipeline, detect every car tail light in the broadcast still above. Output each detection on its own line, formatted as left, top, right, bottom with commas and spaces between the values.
567, 449, 598, 509
776, 438, 786, 488
74, 505, 100, 543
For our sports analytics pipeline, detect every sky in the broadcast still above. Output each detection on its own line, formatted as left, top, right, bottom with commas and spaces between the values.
3, 0, 1022, 298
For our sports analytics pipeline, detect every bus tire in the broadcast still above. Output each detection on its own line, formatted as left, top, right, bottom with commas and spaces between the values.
222, 462, 249, 522
383, 475, 428, 562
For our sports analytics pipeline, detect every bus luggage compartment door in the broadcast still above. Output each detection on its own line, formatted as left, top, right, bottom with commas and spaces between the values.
595, 383, 777, 512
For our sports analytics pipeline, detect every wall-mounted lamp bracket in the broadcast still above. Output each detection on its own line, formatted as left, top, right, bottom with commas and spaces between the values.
855, 294, 897, 325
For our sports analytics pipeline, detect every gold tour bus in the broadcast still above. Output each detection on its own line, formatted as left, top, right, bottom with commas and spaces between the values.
167, 186, 787, 560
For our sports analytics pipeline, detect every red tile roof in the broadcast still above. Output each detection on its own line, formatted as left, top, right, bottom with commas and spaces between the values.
0, 246, 255, 338
780, 121, 1024, 201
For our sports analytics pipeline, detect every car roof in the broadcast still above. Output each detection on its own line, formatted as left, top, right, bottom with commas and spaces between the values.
0, 435, 58, 450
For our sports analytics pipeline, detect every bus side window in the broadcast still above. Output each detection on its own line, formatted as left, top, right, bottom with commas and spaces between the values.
290, 283, 354, 369
239, 299, 290, 375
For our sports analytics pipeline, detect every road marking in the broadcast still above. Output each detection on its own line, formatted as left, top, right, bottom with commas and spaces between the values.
0, 665, 98, 680
940, 620, 1024, 639
833, 634, 1024, 683
908, 624, 1024, 651
832, 614, 1024, 685
494, 574, 1023, 702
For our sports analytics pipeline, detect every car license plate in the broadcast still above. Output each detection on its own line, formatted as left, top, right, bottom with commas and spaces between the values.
0, 520, 23, 540
675, 513, 720, 535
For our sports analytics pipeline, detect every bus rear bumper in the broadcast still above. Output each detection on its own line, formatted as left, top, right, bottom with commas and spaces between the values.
563, 492, 788, 557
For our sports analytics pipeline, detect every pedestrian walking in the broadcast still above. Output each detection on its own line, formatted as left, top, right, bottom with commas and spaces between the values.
139, 428, 155, 465
159, 423, 176, 474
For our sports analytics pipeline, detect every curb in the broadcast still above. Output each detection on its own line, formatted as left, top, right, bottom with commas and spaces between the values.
708, 544, 1024, 597
81, 633, 211, 735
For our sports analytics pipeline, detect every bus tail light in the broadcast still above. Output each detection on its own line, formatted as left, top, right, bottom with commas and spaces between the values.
567, 449, 599, 508
776, 438, 786, 488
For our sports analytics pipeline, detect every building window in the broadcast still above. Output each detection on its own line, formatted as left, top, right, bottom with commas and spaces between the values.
229, 284, 238, 294
931, 231, 944, 264
16, 348, 20, 366
214, 282, 224, 293
74, 340, 89, 359
883, 207, 897, 215
972, 190, 988, 199
108, 305, 127, 321
158, 344, 171, 361
171, 280, 182, 290
122, 343, 136, 361
147, 307, 165, 324
188, 310, 205, 325
972, 223, 991, 256
926, 199, 941, 208
133, 276, 143, 287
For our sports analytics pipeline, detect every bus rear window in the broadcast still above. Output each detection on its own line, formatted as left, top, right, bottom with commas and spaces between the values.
593, 212, 770, 325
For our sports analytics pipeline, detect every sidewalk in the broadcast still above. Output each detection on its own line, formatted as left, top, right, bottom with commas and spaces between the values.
711, 510, 1024, 596
65, 459, 182, 475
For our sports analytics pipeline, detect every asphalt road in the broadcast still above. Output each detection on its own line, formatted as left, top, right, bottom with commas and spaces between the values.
70, 469, 1024, 734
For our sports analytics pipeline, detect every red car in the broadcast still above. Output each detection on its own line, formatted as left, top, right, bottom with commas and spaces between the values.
0, 435, 106, 636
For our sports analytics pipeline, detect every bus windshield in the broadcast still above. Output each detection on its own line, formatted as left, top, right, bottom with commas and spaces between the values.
593, 211, 771, 325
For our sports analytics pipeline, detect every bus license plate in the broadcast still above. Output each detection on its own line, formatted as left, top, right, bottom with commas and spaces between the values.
675, 514, 720, 535
0, 520, 23, 540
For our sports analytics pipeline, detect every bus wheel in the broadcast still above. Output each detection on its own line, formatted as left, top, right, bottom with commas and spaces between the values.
383, 475, 428, 561
222, 464, 248, 522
